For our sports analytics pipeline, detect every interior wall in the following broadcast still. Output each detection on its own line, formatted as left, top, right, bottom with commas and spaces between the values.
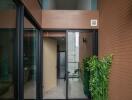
43, 38, 57, 92
99, 0, 132, 100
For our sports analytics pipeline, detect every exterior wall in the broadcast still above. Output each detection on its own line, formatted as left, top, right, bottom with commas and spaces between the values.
79, 32, 93, 75
99, 0, 132, 100
42, 10, 99, 29
43, 38, 57, 92
21, 0, 42, 26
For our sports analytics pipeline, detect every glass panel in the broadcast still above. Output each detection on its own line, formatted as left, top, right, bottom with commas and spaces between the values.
0, 0, 16, 99
42, 0, 97, 10
67, 31, 87, 99
24, 17, 38, 99
91, 0, 97, 10
43, 37, 66, 99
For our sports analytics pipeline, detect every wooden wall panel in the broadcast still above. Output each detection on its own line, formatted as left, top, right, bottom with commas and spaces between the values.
43, 32, 66, 37
79, 32, 93, 75
42, 10, 99, 29
43, 38, 57, 92
21, 0, 42, 26
0, 10, 36, 28
99, 0, 132, 100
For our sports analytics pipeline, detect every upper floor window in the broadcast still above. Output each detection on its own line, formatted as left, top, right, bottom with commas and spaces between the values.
40, 0, 97, 10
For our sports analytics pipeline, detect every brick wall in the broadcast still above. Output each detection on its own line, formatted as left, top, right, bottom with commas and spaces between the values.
99, 0, 132, 100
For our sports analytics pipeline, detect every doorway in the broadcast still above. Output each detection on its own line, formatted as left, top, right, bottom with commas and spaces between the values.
43, 30, 98, 99
43, 35, 66, 99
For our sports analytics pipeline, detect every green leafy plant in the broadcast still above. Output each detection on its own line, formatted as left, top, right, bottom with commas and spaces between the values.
83, 54, 113, 100
82, 57, 91, 97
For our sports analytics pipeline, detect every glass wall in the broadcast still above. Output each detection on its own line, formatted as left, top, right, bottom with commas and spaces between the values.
24, 17, 38, 99
0, 0, 16, 99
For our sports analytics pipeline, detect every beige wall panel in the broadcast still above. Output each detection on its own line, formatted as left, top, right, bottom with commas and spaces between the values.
43, 38, 57, 92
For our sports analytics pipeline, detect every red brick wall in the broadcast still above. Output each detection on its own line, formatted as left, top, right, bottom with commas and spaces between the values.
99, 0, 132, 100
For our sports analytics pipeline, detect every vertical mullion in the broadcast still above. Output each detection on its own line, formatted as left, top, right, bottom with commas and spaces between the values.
36, 30, 43, 99
66, 30, 69, 99
16, 4, 24, 100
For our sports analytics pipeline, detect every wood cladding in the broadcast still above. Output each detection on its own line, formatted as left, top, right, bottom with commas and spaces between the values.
99, 0, 132, 100
0, 11, 35, 28
21, 0, 42, 26
79, 32, 93, 75
42, 10, 99, 29
43, 32, 66, 37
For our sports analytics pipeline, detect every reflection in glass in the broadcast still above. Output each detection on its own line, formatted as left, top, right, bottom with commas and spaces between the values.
24, 18, 37, 99
0, 0, 16, 99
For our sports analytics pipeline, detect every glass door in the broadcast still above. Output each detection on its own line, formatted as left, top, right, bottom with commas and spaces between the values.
67, 30, 87, 99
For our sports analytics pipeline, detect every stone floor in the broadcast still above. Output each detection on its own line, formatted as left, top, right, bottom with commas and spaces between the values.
44, 79, 87, 99
68, 78, 87, 99
1, 79, 87, 99
44, 79, 66, 99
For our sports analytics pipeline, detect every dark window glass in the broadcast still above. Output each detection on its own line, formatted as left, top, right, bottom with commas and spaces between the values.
24, 17, 38, 99
0, 0, 16, 99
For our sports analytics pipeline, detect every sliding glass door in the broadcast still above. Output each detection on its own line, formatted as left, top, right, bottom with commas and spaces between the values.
0, 0, 43, 99
24, 17, 39, 99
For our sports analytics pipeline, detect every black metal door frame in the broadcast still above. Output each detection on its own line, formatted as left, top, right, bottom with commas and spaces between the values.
66, 29, 98, 100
